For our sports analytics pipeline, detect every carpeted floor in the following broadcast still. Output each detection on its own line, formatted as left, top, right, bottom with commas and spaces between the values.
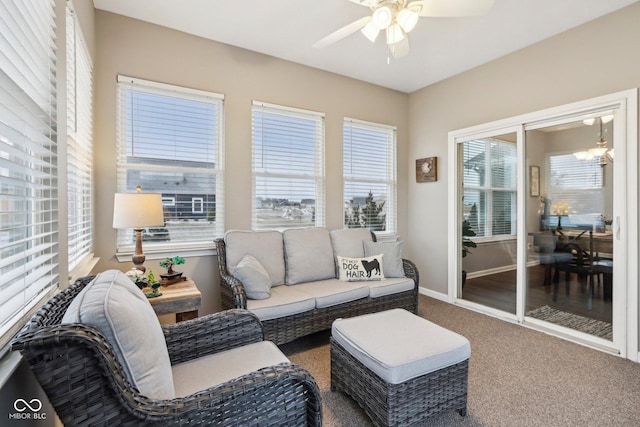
280, 295, 640, 426
526, 305, 613, 340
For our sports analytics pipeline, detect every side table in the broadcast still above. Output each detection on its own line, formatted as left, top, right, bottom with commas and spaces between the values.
147, 278, 202, 322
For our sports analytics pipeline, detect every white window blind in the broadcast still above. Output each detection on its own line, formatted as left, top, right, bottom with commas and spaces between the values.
67, 4, 93, 271
462, 138, 517, 238
546, 153, 604, 226
251, 101, 325, 230
0, 0, 58, 347
116, 76, 224, 252
343, 119, 397, 234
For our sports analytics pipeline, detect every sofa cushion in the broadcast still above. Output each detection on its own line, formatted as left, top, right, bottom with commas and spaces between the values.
233, 255, 271, 300
332, 309, 471, 384
172, 341, 290, 398
364, 241, 405, 278
283, 227, 335, 285
293, 279, 370, 308
337, 254, 384, 282
367, 277, 415, 298
247, 285, 316, 321
330, 228, 373, 258
62, 270, 175, 400
225, 230, 285, 286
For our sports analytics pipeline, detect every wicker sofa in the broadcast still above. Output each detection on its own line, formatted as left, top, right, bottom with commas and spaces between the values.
215, 227, 419, 345
11, 271, 322, 426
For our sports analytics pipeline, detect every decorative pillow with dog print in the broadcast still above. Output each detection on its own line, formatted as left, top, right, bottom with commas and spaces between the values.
337, 254, 385, 282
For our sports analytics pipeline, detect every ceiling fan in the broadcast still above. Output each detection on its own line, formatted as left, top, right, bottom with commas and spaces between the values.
313, 0, 495, 58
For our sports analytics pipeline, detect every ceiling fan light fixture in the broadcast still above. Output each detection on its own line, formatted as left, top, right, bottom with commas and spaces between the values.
582, 118, 596, 126
397, 8, 419, 33
386, 23, 405, 45
372, 6, 393, 30
361, 21, 380, 42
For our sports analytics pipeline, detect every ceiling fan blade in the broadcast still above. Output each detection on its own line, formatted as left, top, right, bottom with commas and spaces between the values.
313, 16, 371, 49
389, 37, 410, 59
410, 0, 495, 17
347, 0, 379, 7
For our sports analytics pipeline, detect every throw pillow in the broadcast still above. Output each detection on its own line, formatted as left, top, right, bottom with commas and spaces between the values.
233, 255, 272, 300
337, 254, 385, 282
364, 241, 405, 278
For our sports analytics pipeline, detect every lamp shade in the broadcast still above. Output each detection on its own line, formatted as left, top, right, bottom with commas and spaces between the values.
113, 192, 164, 229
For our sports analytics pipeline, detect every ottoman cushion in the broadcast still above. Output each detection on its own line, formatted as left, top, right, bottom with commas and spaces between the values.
332, 308, 470, 384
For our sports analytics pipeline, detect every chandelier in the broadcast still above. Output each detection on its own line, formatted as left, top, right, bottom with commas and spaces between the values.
573, 114, 614, 165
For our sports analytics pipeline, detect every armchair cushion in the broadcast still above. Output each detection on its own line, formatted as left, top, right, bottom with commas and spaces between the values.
364, 240, 405, 278
233, 255, 271, 300
225, 230, 285, 286
172, 341, 289, 397
283, 227, 335, 285
62, 270, 175, 400
330, 228, 373, 258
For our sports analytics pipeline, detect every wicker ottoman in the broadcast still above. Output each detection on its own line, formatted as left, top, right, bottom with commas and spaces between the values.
331, 309, 470, 426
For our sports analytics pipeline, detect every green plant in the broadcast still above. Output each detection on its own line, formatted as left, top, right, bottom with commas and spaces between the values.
462, 203, 478, 258
159, 256, 185, 274
462, 220, 477, 257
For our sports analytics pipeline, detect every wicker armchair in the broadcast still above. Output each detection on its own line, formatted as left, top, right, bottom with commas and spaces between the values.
11, 276, 322, 426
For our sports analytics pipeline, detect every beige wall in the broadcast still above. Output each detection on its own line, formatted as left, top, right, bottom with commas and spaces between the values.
407, 1, 640, 295
92, 11, 410, 315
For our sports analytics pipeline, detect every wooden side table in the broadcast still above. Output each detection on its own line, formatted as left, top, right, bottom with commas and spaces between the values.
147, 278, 202, 322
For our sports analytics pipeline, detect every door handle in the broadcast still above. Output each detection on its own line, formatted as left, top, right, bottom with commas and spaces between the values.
615, 216, 620, 240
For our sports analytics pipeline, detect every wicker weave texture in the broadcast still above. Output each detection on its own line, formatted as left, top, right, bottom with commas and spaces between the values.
11, 277, 322, 426
331, 339, 468, 427
215, 237, 420, 346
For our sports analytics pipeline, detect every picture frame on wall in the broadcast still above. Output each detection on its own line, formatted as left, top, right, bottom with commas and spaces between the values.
416, 157, 437, 182
530, 165, 540, 197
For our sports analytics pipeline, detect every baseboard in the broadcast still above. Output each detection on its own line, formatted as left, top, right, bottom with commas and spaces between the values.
419, 287, 448, 302
466, 260, 539, 279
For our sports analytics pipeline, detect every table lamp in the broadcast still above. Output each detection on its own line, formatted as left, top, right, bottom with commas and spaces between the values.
113, 186, 164, 272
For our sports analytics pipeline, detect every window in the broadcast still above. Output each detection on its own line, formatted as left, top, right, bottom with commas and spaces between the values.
462, 138, 517, 238
251, 101, 325, 230
0, 0, 58, 348
546, 153, 604, 227
67, 3, 94, 272
343, 119, 397, 234
116, 76, 224, 252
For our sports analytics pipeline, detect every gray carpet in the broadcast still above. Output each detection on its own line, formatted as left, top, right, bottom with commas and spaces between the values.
526, 305, 613, 341
281, 295, 640, 426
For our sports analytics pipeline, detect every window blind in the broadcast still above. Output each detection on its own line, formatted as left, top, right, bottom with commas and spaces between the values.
462, 138, 516, 238
546, 153, 604, 226
116, 76, 224, 251
251, 101, 325, 230
67, 4, 94, 271
343, 119, 397, 234
0, 0, 58, 347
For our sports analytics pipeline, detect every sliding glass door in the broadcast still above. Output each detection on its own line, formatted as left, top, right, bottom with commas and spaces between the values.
524, 114, 614, 342
448, 89, 637, 359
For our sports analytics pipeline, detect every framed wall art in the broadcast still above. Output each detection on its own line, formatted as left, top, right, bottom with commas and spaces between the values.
416, 157, 437, 182
529, 165, 540, 197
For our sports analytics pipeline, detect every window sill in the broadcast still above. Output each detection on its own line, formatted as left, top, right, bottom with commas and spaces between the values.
115, 246, 216, 263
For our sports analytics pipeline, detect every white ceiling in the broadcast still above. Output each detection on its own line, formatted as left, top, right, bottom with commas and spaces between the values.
92, 0, 639, 93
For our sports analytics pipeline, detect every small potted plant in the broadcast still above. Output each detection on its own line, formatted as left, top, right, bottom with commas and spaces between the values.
145, 269, 162, 298
461, 203, 478, 288
159, 256, 185, 282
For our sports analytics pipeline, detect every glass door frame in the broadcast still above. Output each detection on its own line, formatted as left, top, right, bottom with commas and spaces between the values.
447, 89, 638, 361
